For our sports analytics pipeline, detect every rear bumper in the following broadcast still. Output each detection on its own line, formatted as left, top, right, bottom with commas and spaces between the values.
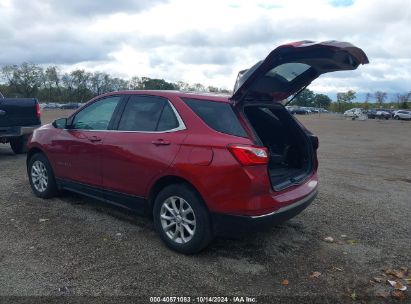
0, 125, 40, 138
211, 188, 317, 236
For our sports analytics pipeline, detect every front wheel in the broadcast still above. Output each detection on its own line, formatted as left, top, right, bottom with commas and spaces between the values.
153, 184, 212, 254
28, 153, 58, 199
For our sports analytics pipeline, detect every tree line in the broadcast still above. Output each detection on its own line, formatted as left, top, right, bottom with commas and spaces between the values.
329, 90, 410, 112
1, 63, 409, 111
288, 89, 410, 111
0, 63, 230, 103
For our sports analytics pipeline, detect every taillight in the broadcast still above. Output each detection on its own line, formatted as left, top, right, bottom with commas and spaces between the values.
35, 101, 41, 119
228, 144, 269, 166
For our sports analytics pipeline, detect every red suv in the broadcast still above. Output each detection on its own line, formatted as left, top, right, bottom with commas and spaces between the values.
27, 41, 368, 253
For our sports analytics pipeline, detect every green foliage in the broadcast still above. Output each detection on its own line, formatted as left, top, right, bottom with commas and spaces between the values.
0, 84, 11, 97
289, 89, 332, 109
314, 94, 332, 108
400, 101, 409, 109
332, 90, 359, 112
291, 89, 315, 107
0, 63, 229, 103
139, 77, 177, 90
1, 63, 44, 97
396, 92, 410, 109
329, 102, 356, 113
2, 63, 409, 112
337, 90, 356, 103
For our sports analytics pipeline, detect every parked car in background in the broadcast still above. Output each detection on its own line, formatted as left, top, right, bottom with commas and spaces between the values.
302, 107, 312, 114
366, 109, 391, 119
43, 103, 60, 109
0, 94, 41, 154
26, 40, 368, 253
376, 110, 391, 120
60, 103, 81, 109
393, 110, 411, 120
288, 107, 309, 115
344, 108, 363, 118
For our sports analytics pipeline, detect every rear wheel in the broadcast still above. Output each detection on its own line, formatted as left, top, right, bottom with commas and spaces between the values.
28, 153, 58, 198
10, 135, 28, 154
153, 184, 212, 254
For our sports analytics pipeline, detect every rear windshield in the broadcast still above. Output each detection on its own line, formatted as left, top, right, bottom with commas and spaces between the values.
183, 98, 247, 137
265, 63, 311, 82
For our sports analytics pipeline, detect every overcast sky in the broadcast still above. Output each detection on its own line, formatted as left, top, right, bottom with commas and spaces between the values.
1, 0, 410, 95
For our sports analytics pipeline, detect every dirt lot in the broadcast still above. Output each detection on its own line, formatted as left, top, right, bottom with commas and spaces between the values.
0, 110, 410, 303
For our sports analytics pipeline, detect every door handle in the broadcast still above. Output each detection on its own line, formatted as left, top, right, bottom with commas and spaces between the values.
151, 139, 170, 146
88, 135, 102, 142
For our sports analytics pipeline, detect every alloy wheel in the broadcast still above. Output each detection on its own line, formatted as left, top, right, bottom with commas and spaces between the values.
160, 196, 196, 244
31, 160, 48, 193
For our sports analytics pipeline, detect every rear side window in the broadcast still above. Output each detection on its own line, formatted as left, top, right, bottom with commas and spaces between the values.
118, 95, 179, 132
183, 98, 247, 137
157, 102, 179, 131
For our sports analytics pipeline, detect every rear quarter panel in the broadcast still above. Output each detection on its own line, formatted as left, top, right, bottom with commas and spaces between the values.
151, 95, 274, 214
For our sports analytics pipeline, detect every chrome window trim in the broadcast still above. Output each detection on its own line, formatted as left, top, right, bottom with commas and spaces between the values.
66, 99, 186, 133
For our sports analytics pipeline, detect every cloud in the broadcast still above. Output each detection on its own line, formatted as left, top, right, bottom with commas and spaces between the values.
0, 0, 410, 95
0, 20, 128, 64
8, 0, 168, 19
330, 0, 354, 7
46, 0, 168, 16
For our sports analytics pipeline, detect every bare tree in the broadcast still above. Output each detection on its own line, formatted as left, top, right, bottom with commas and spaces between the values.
128, 76, 142, 90
365, 92, 372, 102
374, 91, 387, 107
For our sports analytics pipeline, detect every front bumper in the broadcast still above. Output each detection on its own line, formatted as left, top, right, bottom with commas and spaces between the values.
211, 188, 317, 236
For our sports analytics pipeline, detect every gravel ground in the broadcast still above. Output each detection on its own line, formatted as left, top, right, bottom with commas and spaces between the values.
0, 110, 410, 303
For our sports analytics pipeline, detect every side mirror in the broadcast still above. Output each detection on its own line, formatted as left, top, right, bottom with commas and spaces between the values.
52, 118, 68, 129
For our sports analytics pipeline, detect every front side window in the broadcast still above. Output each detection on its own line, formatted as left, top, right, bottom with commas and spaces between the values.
72, 96, 121, 130
118, 95, 179, 132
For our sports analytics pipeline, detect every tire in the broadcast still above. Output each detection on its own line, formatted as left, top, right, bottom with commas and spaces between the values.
394, 116, 400, 120
153, 183, 212, 254
28, 153, 58, 199
10, 135, 28, 154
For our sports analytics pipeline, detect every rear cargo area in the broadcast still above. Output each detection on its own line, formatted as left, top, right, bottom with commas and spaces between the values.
243, 105, 313, 190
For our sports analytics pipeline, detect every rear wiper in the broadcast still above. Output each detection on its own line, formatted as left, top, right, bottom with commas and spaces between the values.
283, 83, 311, 107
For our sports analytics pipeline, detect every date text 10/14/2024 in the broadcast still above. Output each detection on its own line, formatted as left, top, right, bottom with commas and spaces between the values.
149, 296, 257, 303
